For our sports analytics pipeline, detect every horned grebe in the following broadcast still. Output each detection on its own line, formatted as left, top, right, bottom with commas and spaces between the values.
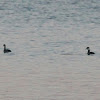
3, 44, 11, 53
86, 47, 95, 55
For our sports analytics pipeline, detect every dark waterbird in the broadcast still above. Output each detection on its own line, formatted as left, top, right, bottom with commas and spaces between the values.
3, 44, 11, 53
86, 47, 95, 55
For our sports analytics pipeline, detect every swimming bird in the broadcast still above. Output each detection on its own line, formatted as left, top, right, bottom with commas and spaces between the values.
86, 47, 95, 55
3, 44, 11, 53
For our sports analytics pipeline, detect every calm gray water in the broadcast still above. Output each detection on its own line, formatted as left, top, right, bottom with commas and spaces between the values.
0, 0, 100, 100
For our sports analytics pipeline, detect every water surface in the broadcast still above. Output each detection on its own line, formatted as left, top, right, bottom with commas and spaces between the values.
0, 0, 100, 100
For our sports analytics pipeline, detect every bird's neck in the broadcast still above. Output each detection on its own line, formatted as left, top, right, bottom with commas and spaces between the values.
88, 49, 90, 52
4, 46, 6, 50
88, 49, 90, 55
